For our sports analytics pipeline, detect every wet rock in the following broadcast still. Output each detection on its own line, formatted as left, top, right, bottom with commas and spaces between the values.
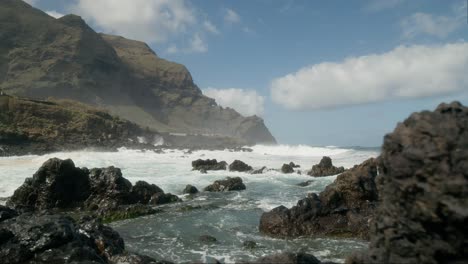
192, 159, 227, 171
252, 166, 267, 174
260, 158, 379, 239
100, 204, 158, 223
183, 185, 199, 194
281, 163, 294, 174
131, 181, 164, 204
149, 193, 181, 205
204, 177, 246, 192
348, 102, 468, 264
296, 180, 314, 187
110, 253, 173, 264
289, 162, 300, 168
242, 240, 258, 249
0, 205, 17, 222
199, 235, 217, 244
247, 252, 322, 264
307, 156, 345, 177
7, 158, 90, 210
229, 160, 253, 172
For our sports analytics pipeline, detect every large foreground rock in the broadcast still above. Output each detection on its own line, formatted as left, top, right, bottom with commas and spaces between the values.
348, 102, 468, 264
204, 177, 246, 192
308, 156, 345, 177
260, 158, 379, 239
0, 212, 164, 264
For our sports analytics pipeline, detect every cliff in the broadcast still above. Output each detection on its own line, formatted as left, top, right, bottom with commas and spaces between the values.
0, 0, 276, 145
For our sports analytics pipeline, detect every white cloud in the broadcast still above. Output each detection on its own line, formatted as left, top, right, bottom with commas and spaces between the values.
224, 9, 240, 24
401, 2, 466, 39
46, 10, 64, 19
187, 33, 207, 53
271, 42, 468, 110
203, 20, 219, 34
203, 88, 265, 116
166, 45, 179, 54
71, 0, 197, 44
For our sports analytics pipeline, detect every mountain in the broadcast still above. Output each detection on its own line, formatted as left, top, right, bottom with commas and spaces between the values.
0, 0, 276, 145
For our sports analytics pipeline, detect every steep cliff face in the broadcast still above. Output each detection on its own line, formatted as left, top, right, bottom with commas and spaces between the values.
0, 0, 276, 144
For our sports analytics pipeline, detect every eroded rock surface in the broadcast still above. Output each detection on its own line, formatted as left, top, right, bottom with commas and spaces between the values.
308, 156, 345, 177
204, 177, 246, 192
260, 158, 379, 239
192, 159, 227, 171
348, 102, 468, 264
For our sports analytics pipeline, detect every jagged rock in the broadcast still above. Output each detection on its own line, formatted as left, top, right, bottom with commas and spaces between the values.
296, 180, 314, 187
246, 252, 323, 264
252, 166, 267, 174
131, 181, 164, 204
149, 193, 181, 205
198, 235, 217, 244
347, 102, 468, 264
191, 159, 227, 171
0, 212, 160, 264
289, 162, 300, 168
281, 164, 294, 174
0, 206, 17, 223
307, 156, 345, 177
7, 158, 90, 210
260, 158, 379, 239
204, 177, 246, 192
229, 160, 253, 172
183, 185, 199, 194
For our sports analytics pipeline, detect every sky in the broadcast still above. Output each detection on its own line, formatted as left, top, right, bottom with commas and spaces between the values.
24, 0, 468, 147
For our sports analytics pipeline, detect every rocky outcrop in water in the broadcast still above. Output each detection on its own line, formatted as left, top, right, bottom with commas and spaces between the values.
281, 163, 294, 174
243, 252, 323, 264
191, 159, 227, 171
229, 160, 253, 172
307, 156, 345, 177
204, 177, 246, 192
347, 102, 468, 264
252, 166, 267, 174
7, 158, 178, 220
260, 158, 379, 239
0, 211, 165, 264
182, 185, 199, 194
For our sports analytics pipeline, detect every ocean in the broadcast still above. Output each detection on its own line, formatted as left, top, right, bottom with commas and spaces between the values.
0, 144, 379, 263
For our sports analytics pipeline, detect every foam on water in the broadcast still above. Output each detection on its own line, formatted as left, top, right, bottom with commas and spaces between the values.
0, 144, 379, 262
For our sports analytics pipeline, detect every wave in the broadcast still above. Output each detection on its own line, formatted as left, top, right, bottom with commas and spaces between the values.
249, 144, 351, 157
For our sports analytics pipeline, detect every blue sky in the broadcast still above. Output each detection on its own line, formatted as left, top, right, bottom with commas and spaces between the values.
26, 0, 468, 147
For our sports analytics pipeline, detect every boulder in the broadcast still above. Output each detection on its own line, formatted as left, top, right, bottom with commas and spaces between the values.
191, 159, 227, 171
242, 240, 258, 249
307, 156, 345, 177
131, 181, 164, 204
347, 102, 468, 264
296, 180, 314, 187
182, 185, 199, 194
7, 158, 90, 210
281, 164, 294, 174
289, 162, 300, 168
260, 158, 379, 239
229, 160, 253, 172
204, 177, 246, 192
247, 252, 322, 264
149, 193, 181, 205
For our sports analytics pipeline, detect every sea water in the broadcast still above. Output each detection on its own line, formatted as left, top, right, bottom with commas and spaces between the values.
0, 144, 379, 263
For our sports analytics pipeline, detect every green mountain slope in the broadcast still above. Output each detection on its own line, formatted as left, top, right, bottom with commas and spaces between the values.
0, 0, 276, 144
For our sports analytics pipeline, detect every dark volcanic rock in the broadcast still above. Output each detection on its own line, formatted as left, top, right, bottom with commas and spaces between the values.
131, 181, 164, 204
307, 156, 345, 177
348, 102, 468, 264
149, 193, 182, 205
0, 206, 17, 222
246, 252, 322, 264
242, 240, 258, 249
260, 158, 379, 239
199, 235, 217, 244
7, 158, 90, 210
229, 160, 253, 172
0, 212, 160, 264
289, 162, 300, 168
192, 159, 227, 171
296, 180, 314, 187
281, 163, 294, 174
183, 185, 199, 194
204, 177, 246, 192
